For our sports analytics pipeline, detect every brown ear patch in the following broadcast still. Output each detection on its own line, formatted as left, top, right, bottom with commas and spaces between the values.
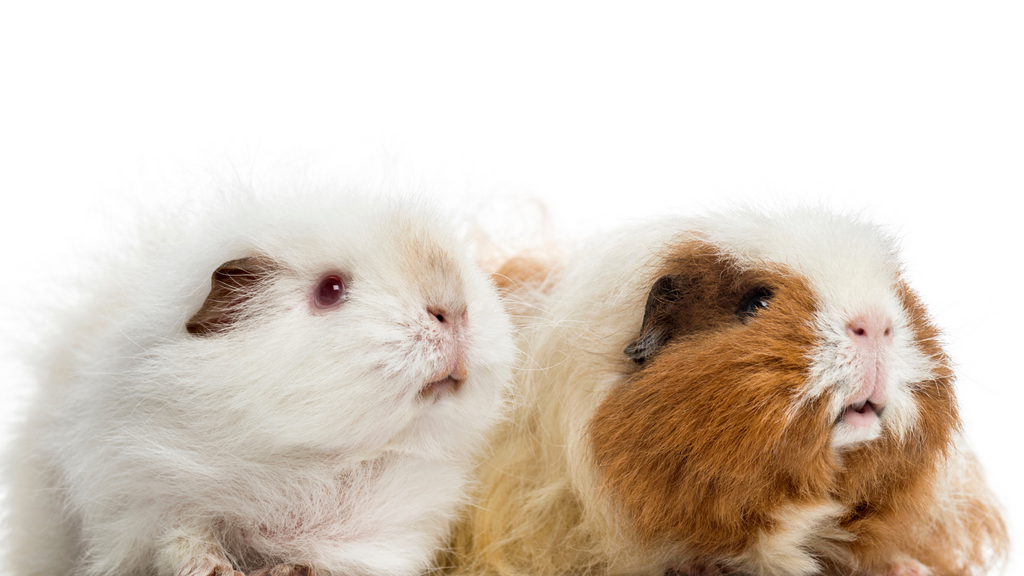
591, 242, 835, 561
623, 274, 686, 363
186, 256, 275, 336
624, 243, 780, 364
490, 254, 553, 294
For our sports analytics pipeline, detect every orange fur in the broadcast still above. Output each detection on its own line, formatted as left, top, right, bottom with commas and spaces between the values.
490, 255, 553, 294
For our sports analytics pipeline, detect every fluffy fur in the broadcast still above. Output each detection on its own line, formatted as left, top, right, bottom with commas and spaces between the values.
450, 208, 1007, 576
4, 193, 515, 576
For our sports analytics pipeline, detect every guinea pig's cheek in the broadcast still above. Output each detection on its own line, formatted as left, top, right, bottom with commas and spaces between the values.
588, 344, 833, 551
588, 271, 836, 553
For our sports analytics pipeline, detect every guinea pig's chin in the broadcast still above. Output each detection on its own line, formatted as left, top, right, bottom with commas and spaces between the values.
830, 411, 883, 449
418, 376, 463, 401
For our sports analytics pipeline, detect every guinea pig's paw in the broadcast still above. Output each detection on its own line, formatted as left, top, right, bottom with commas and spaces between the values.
247, 563, 315, 576
178, 556, 244, 576
879, 557, 932, 576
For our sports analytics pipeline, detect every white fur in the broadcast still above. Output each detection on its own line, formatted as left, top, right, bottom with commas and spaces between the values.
736, 501, 848, 576
4, 193, 515, 576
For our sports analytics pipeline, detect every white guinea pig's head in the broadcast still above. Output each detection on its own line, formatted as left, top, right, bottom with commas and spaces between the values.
159, 196, 514, 460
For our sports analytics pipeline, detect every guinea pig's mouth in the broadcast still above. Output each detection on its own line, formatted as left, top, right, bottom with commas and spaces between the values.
420, 375, 464, 398
840, 399, 885, 428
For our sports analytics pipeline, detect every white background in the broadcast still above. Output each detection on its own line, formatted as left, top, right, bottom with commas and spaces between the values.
1, 2, 1020, 573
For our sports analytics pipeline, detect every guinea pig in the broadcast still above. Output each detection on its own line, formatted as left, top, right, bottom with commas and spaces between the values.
4, 193, 515, 576
451, 208, 1007, 576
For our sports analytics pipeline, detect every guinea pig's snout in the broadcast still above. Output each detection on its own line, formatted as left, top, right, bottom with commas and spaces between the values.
426, 306, 467, 329
838, 313, 894, 435
418, 305, 469, 399
845, 315, 894, 344
844, 315, 894, 392
421, 344, 469, 399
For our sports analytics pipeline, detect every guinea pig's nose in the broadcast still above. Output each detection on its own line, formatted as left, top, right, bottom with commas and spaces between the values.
846, 315, 894, 343
427, 307, 467, 329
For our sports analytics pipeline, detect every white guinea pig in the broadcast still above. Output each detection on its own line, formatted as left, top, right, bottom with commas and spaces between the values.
453, 208, 1007, 576
4, 193, 515, 576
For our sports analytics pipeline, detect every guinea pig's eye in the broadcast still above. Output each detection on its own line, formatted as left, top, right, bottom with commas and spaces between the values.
736, 287, 773, 321
314, 274, 345, 309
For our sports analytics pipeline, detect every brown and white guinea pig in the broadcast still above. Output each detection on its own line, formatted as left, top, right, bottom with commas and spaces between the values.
451, 208, 1007, 576
3, 193, 514, 576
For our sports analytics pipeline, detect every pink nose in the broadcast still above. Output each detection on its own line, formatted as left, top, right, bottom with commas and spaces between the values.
846, 315, 893, 342
427, 307, 468, 329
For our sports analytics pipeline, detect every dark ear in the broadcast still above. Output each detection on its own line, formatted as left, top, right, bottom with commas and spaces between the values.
186, 256, 273, 336
624, 274, 687, 364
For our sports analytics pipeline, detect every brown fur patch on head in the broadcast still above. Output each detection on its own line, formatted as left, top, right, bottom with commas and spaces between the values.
589, 241, 834, 562
186, 256, 275, 336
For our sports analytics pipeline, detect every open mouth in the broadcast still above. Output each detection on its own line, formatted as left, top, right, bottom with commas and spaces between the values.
420, 375, 463, 397
840, 399, 885, 428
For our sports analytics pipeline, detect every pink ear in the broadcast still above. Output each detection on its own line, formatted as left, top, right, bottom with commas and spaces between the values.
186, 256, 275, 336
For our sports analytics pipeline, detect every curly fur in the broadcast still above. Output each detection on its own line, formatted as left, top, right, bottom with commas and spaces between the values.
449, 208, 1007, 576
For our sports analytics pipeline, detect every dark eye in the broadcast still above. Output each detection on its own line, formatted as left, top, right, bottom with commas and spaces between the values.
736, 287, 773, 321
314, 274, 345, 309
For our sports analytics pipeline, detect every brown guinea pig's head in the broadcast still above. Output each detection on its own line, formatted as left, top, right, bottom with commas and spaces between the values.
586, 210, 958, 573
